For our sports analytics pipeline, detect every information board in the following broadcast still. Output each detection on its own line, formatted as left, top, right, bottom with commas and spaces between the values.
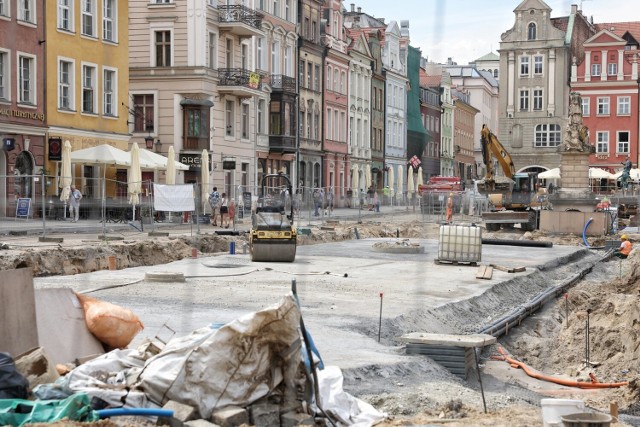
16, 198, 31, 219
242, 192, 252, 214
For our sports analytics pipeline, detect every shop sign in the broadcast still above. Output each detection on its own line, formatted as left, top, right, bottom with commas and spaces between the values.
48, 138, 62, 161
179, 153, 211, 171
0, 108, 45, 122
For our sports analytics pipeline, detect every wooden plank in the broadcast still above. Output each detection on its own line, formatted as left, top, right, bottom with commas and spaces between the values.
399, 332, 497, 348
0, 268, 38, 357
476, 265, 493, 279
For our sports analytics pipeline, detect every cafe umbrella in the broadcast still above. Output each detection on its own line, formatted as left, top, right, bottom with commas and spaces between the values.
59, 140, 72, 219
128, 143, 142, 222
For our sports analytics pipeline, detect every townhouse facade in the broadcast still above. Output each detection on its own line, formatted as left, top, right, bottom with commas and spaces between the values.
498, 0, 595, 175
0, 0, 47, 216
571, 25, 640, 172
406, 45, 429, 186
451, 88, 478, 183
440, 71, 454, 176
419, 69, 441, 180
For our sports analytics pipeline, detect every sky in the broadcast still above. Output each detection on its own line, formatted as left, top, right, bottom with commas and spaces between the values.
354, 0, 640, 65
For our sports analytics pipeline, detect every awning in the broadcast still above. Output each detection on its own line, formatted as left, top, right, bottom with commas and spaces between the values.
180, 99, 214, 107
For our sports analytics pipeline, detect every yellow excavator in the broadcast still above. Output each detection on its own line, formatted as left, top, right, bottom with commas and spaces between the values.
476, 125, 548, 231
249, 172, 297, 262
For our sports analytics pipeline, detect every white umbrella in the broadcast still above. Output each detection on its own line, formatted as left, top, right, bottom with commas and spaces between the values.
201, 149, 210, 214
538, 168, 561, 180
366, 165, 372, 189
352, 166, 359, 193
59, 140, 72, 202
588, 168, 615, 180
388, 166, 395, 195
407, 167, 415, 195
166, 146, 176, 185
417, 166, 424, 188
139, 148, 189, 171
398, 165, 404, 195
128, 143, 142, 219
613, 168, 640, 180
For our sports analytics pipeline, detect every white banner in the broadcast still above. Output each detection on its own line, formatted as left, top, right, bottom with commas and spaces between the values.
153, 184, 195, 212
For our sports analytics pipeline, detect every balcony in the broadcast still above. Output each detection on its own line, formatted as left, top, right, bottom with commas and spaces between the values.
269, 74, 296, 93
269, 135, 297, 154
218, 68, 263, 97
218, 4, 264, 37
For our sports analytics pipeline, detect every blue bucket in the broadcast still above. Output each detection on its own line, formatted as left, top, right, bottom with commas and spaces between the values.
229, 241, 235, 254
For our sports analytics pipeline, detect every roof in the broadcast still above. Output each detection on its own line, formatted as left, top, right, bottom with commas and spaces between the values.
595, 22, 640, 40
472, 51, 499, 62
420, 74, 441, 87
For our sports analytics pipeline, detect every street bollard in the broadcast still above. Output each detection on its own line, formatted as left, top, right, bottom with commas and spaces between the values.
230, 241, 236, 255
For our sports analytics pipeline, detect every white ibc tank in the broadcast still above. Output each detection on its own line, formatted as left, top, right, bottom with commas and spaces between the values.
438, 224, 482, 263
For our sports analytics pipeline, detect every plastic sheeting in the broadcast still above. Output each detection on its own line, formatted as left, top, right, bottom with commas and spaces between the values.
139, 293, 302, 419
153, 184, 196, 212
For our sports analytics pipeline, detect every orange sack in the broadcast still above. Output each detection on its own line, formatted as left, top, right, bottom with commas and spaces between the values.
75, 292, 144, 349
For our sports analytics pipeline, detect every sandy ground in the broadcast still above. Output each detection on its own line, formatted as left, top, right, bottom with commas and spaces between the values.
2, 212, 638, 426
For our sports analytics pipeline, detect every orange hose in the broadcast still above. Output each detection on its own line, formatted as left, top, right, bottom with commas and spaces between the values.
497, 346, 628, 389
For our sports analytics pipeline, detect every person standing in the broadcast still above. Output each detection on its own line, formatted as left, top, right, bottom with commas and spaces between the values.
614, 235, 632, 259
374, 191, 380, 212
208, 186, 221, 226
446, 192, 454, 224
220, 192, 229, 228
68, 185, 82, 222
326, 188, 334, 215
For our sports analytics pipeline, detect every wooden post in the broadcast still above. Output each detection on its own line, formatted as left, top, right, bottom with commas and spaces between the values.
610, 401, 618, 423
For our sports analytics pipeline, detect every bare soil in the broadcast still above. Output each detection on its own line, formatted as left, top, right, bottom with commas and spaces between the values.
2, 214, 637, 426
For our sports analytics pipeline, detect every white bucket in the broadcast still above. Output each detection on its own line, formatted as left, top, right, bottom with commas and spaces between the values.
541, 398, 586, 427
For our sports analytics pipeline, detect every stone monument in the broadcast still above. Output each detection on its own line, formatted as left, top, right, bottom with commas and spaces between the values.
549, 92, 596, 211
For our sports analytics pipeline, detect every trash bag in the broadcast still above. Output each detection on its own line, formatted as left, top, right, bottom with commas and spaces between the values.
0, 392, 98, 426
0, 352, 29, 399
75, 292, 144, 349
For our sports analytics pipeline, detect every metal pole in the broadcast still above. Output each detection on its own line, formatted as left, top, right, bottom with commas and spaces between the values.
378, 292, 383, 343
475, 347, 488, 413
40, 171, 46, 237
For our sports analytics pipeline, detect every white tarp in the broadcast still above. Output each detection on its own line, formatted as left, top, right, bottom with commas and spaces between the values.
153, 184, 195, 212
138, 294, 302, 419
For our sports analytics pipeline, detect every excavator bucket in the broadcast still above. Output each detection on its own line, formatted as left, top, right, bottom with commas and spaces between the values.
475, 177, 513, 195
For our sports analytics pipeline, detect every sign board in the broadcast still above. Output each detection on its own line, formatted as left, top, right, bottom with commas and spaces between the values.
179, 153, 211, 171
48, 137, 62, 161
223, 160, 236, 170
16, 198, 31, 219
242, 192, 252, 214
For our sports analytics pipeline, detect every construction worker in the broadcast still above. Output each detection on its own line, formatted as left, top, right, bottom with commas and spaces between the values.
446, 192, 454, 224
614, 235, 633, 259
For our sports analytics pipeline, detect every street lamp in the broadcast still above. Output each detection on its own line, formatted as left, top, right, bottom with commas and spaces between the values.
155, 139, 162, 153
144, 135, 154, 150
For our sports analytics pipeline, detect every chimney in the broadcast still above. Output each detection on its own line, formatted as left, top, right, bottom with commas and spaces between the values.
350, 3, 355, 12
571, 4, 578, 14
357, 7, 361, 13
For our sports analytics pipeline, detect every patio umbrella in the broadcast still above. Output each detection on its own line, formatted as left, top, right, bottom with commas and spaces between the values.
417, 166, 424, 188
407, 167, 415, 195
166, 146, 176, 185
139, 148, 189, 171
366, 165, 372, 189
201, 149, 210, 214
128, 143, 142, 219
613, 168, 640, 180
538, 168, 561, 180
59, 140, 72, 219
588, 168, 615, 180
351, 166, 359, 203
398, 165, 404, 196
388, 166, 394, 195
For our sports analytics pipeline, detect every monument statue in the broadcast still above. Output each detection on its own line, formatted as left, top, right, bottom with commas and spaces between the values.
562, 92, 592, 152
620, 157, 633, 189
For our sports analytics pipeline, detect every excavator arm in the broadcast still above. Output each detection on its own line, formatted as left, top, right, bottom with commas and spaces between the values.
478, 125, 516, 193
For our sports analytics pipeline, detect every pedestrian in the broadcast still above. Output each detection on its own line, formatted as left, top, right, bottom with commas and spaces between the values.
228, 198, 236, 229
346, 188, 353, 208
208, 186, 221, 226
220, 192, 229, 228
313, 188, 322, 216
326, 188, 334, 215
614, 234, 633, 259
367, 186, 375, 210
446, 192, 454, 224
383, 186, 390, 205
68, 185, 82, 222
374, 191, 380, 212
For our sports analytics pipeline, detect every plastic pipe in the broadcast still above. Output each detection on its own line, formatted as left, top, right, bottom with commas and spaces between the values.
96, 408, 174, 419
482, 238, 552, 248
496, 346, 627, 389
582, 217, 593, 248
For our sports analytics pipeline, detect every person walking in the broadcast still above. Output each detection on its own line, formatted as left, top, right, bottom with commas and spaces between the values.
326, 188, 334, 215
614, 234, 633, 259
374, 191, 380, 212
208, 186, 221, 226
68, 185, 82, 222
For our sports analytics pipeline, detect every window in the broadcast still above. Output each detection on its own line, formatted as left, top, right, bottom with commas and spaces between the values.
608, 63, 617, 76
58, 60, 73, 109
333, 69, 338, 92
591, 63, 601, 76
617, 96, 630, 115
617, 131, 630, 154
597, 97, 609, 115
18, 55, 34, 104
0, 0, 7, 17
327, 66, 332, 91
534, 124, 561, 147
58, 0, 73, 31
81, 64, 96, 113
271, 41, 280, 75
184, 107, 210, 150
103, 68, 115, 116
225, 100, 234, 136
299, 60, 305, 88
272, 0, 279, 17
596, 132, 609, 153
314, 111, 319, 139
208, 33, 217, 68
307, 62, 312, 88
314, 64, 320, 91
534, 55, 543, 74
102, 0, 116, 42
284, 0, 290, 21
519, 89, 529, 111
326, 108, 331, 138
520, 56, 529, 76
299, 109, 305, 137
133, 94, 154, 132
19, 0, 34, 23
270, 101, 281, 135
581, 97, 590, 116
241, 103, 249, 139
81, 0, 95, 36
155, 31, 171, 67
0, 51, 7, 100
533, 89, 542, 110
307, 110, 312, 138
256, 37, 264, 70
241, 43, 248, 69
257, 99, 265, 134
226, 38, 232, 67
527, 22, 536, 40
341, 71, 346, 93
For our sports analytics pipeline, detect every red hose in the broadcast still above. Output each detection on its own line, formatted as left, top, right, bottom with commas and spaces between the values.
497, 346, 628, 389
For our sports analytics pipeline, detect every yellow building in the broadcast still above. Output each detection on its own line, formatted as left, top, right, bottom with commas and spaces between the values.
44, 0, 129, 199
